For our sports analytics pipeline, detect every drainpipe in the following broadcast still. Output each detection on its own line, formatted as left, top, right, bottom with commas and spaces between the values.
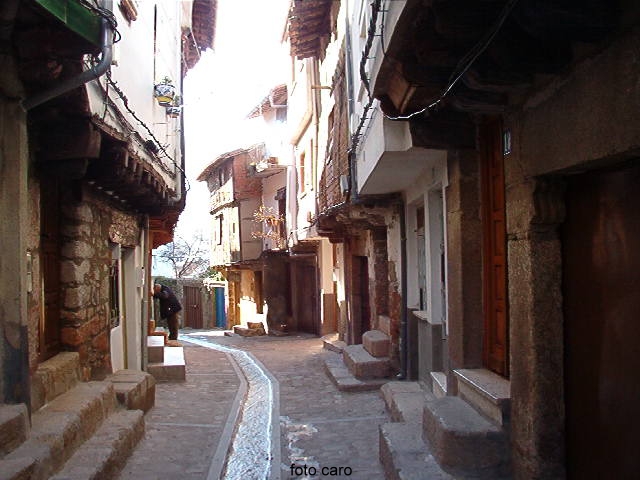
398, 199, 408, 379
21, 0, 114, 111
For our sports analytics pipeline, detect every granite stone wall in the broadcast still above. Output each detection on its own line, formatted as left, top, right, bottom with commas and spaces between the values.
59, 188, 141, 380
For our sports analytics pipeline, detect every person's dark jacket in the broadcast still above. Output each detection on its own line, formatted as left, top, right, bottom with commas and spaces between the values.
153, 285, 182, 319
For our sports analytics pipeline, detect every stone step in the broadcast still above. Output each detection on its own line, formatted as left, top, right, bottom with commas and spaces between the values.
380, 382, 434, 423
323, 353, 388, 392
31, 352, 81, 412
147, 335, 165, 363
423, 396, 509, 477
431, 371, 447, 399
0, 404, 29, 457
50, 409, 145, 480
1, 381, 117, 479
343, 344, 390, 380
454, 368, 510, 426
380, 422, 453, 480
148, 346, 186, 382
106, 369, 156, 413
363, 330, 391, 358
149, 328, 168, 345
321, 333, 347, 354
0, 455, 38, 480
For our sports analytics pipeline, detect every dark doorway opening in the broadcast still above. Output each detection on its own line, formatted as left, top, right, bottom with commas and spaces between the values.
40, 179, 61, 362
351, 255, 371, 344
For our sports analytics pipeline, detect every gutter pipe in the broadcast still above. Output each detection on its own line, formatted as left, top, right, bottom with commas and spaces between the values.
22, 0, 114, 111
398, 198, 408, 379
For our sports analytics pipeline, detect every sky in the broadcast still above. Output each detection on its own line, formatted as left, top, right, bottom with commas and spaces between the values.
152, 0, 290, 277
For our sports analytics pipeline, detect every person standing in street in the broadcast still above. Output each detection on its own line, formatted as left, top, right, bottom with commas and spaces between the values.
152, 283, 182, 340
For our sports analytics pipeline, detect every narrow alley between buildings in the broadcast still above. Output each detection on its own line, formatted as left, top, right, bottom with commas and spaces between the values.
118, 331, 389, 480
2, 0, 640, 479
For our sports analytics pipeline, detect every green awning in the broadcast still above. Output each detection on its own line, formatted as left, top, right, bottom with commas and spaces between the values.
35, 0, 102, 46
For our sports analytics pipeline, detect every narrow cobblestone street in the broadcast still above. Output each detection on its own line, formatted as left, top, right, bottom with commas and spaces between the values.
119, 331, 389, 479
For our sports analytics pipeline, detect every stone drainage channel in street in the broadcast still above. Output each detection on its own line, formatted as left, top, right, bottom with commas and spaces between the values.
181, 336, 281, 480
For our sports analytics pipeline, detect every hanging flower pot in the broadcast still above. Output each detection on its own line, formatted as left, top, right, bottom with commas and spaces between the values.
154, 77, 176, 106
166, 106, 181, 118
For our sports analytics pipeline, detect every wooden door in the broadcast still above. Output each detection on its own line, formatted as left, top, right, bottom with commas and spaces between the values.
183, 285, 203, 329
563, 162, 640, 479
214, 287, 227, 328
296, 263, 318, 334
40, 180, 61, 361
351, 256, 370, 344
480, 120, 509, 377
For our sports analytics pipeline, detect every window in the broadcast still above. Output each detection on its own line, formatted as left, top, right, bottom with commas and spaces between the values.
276, 108, 287, 123
109, 243, 121, 328
299, 152, 306, 193
216, 214, 224, 245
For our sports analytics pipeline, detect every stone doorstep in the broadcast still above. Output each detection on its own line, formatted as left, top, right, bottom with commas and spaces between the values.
233, 326, 266, 337
1, 381, 118, 479
380, 382, 434, 423
0, 404, 29, 457
150, 329, 168, 345
106, 369, 156, 413
321, 333, 347, 354
323, 354, 388, 392
0, 441, 51, 480
343, 344, 391, 380
363, 330, 391, 358
422, 396, 508, 475
50, 409, 145, 480
379, 422, 453, 480
147, 346, 186, 382
431, 372, 447, 399
147, 335, 165, 363
454, 369, 510, 426
31, 352, 81, 412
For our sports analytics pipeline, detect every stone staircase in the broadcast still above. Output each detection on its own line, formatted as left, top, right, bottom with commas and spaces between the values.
379, 369, 512, 479
0, 352, 154, 480
323, 330, 393, 392
146, 333, 186, 382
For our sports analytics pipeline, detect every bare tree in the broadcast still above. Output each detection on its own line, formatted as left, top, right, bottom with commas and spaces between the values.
155, 232, 209, 278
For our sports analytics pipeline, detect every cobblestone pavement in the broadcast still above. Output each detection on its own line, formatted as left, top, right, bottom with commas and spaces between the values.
118, 344, 240, 480
184, 331, 389, 480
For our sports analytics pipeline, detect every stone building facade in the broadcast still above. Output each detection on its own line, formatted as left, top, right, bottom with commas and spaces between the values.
258, 0, 640, 478
0, 0, 215, 411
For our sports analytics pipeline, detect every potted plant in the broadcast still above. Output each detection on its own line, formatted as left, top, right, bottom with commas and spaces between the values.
154, 76, 176, 106
166, 95, 181, 118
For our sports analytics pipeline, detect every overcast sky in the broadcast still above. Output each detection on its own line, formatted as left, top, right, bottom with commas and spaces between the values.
153, 0, 290, 276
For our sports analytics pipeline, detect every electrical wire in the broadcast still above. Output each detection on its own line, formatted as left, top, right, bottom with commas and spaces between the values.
77, 0, 122, 44
104, 70, 191, 192
383, 0, 521, 121
348, 0, 383, 155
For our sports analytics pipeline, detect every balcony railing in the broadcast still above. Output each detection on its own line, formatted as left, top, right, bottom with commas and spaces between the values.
209, 189, 233, 212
